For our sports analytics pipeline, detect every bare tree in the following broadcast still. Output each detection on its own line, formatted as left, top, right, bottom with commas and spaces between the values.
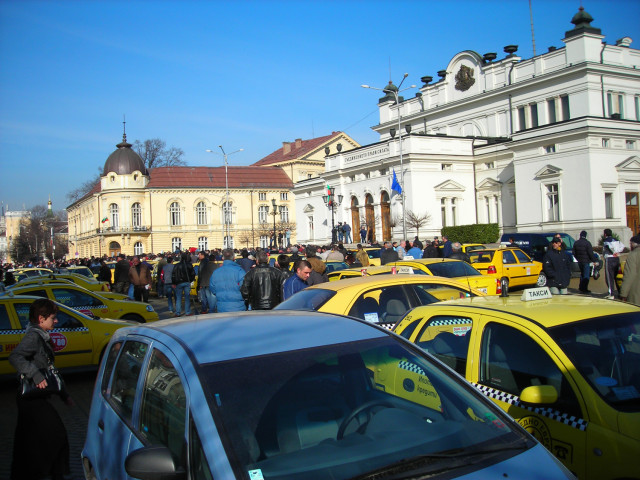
133, 138, 186, 169
236, 229, 253, 249
406, 210, 432, 239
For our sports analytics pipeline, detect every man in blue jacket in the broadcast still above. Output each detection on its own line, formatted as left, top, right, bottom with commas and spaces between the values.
210, 249, 246, 312
282, 260, 312, 300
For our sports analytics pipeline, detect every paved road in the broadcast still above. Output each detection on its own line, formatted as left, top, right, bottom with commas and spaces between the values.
0, 275, 614, 479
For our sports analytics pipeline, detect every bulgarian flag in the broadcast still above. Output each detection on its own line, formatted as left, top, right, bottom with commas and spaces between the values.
101, 217, 109, 223
326, 184, 332, 195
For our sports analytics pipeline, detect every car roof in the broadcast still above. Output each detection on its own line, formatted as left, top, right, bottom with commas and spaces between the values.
113, 310, 388, 364
410, 295, 639, 328
306, 272, 483, 292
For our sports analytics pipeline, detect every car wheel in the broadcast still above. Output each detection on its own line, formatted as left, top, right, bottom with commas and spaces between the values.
500, 277, 509, 295
536, 272, 547, 287
121, 313, 144, 323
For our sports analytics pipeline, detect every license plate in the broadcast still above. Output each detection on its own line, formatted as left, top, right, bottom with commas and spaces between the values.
478, 288, 488, 293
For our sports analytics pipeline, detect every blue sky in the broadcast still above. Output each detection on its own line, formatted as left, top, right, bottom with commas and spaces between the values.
1, 0, 639, 213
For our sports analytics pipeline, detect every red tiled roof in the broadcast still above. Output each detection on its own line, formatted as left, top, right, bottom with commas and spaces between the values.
252, 132, 342, 167
147, 166, 293, 189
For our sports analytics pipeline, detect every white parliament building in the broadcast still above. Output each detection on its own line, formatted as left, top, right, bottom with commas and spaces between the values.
294, 8, 640, 245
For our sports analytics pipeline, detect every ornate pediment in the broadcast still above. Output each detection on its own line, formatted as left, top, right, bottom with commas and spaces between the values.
303, 204, 315, 213
476, 178, 502, 191
616, 156, 640, 171
434, 179, 466, 192
534, 164, 562, 180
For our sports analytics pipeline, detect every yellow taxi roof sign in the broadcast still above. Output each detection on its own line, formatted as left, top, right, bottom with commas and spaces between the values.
521, 287, 553, 301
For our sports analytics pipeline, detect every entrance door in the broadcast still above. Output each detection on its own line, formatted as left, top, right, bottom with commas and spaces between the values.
626, 193, 639, 233
380, 192, 391, 241
365, 194, 376, 243
109, 241, 121, 257
351, 197, 360, 238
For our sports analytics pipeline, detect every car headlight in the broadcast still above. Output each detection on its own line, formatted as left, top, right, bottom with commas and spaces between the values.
146, 305, 154, 312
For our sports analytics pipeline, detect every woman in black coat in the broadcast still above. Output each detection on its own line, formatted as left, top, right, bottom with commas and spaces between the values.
9, 298, 73, 480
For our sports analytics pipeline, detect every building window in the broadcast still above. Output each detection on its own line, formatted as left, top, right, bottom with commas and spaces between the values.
485, 197, 491, 222
259, 235, 269, 248
258, 192, 266, 201
441, 198, 447, 227
560, 95, 570, 121
224, 236, 234, 249
451, 198, 457, 226
518, 106, 526, 130
171, 237, 182, 251
547, 98, 557, 123
280, 192, 288, 201
544, 144, 556, 154
196, 201, 208, 225
198, 236, 208, 251
530, 103, 539, 128
349, 175, 356, 182
545, 183, 560, 222
635, 96, 640, 121
134, 242, 143, 256
258, 205, 269, 223
109, 204, 119, 229
365, 172, 371, 179
441, 163, 452, 171
605, 193, 614, 219
607, 92, 624, 118
222, 202, 232, 225
170, 202, 181, 226
602, 138, 610, 148
484, 162, 494, 170
627, 140, 636, 150
308, 215, 314, 240
379, 168, 386, 176
307, 173, 312, 179
131, 203, 142, 228
279, 205, 289, 223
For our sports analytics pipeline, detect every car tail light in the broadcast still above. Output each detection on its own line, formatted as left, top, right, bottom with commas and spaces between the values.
496, 278, 502, 295
487, 265, 497, 274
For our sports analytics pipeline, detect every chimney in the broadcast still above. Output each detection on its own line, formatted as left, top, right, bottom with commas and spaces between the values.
282, 142, 291, 154
295, 138, 302, 148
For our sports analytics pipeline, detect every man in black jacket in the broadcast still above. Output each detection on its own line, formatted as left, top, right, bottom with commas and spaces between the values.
113, 254, 130, 294
573, 230, 597, 293
240, 250, 283, 310
380, 242, 399, 265
543, 238, 571, 295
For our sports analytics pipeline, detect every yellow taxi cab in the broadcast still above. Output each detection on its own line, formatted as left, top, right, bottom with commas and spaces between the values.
0, 295, 137, 376
393, 289, 640, 480
275, 275, 486, 328
4, 283, 159, 323
12, 267, 53, 282
12, 273, 110, 292
328, 264, 414, 281
347, 247, 382, 266
65, 265, 95, 279
386, 258, 500, 295
468, 246, 546, 294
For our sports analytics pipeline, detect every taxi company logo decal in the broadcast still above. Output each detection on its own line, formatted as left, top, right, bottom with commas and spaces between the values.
50, 332, 67, 352
519, 416, 551, 449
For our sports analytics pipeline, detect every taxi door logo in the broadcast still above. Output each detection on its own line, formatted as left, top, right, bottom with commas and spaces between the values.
518, 415, 551, 449
50, 332, 68, 352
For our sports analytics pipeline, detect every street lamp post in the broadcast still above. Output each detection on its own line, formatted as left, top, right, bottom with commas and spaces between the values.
322, 187, 343, 244
206, 146, 244, 248
270, 198, 279, 250
361, 74, 415, 240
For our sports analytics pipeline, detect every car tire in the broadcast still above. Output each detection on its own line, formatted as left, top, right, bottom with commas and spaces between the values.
536, 272, 547, 287
121, 313, 145, 323
500, 277, 509, 295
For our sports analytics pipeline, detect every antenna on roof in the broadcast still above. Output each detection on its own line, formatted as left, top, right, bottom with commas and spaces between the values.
122, 114, 127, 142
529, 0, 536, 57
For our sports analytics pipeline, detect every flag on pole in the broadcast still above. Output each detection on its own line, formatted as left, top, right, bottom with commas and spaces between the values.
326, 184, 332, 195
391, 169, 402, 195
101, 217, 109, 223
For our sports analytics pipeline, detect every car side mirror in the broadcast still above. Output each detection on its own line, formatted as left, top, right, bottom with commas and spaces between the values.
519, 385, 558, 405
125, 445, 186, 480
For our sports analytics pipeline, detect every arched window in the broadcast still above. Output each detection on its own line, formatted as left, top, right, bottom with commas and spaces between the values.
224, 236, 234, 249
258, 205, 269, 223
259, 235, 269, 248
279, 205, 289, 223
170, 202, 181, 226
222, 202, 233, 225
172, 237, 182, 251
198, 236, 208, 251
109, 204, 119, 229
134, 241, 143, 256
196, 201, 208, 225
131, 203, 142, 228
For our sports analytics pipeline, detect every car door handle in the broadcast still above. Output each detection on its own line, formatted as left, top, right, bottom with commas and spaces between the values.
98, 419, 104, 431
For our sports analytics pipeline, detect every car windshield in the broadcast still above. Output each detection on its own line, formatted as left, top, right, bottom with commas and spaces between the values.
367, 250, 381, 259
426, 261, 482, 277
199, 337, 530, 480
468, 251, 496, 263
275, 289, 336, 311
549, 312, 640, 411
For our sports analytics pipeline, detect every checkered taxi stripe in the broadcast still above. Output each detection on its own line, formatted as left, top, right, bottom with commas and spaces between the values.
398, 360, 426, 376
0, 327, 89, 334
472, 383, 588, 431
429, 318, 472, 326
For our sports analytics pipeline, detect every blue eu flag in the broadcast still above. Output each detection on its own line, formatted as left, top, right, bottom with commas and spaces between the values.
391, 168, 402, 195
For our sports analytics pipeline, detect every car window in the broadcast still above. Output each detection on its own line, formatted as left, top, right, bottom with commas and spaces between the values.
274, 289, 336, 311
348, 286, 411, 325
0, 304, 12, 330
55, 308, 83, 329
190, 419, 213, 480
18, 289, 48, 299
426, 261, 482, 277
513, 250, 532, 263
480, 323, 581, 417
414, 316, 473, 375
410, 283, 475, 303
14, 303, 31, 329
109, 341, 148, 423
502, 250, 517, 264
52, 288, 103, 308
102, 341, 124, 395
140, 349, 187, 467
469, 251, 495, 263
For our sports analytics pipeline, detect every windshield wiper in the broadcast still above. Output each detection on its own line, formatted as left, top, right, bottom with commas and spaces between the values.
350, 440, 529, 480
